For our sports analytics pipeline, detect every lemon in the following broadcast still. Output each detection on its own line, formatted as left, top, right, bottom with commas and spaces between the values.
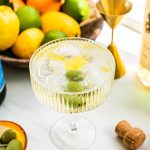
42, 30, 67, 44
64, 56, 87, 70
0, 6, 20, 51
41, 11, 81, 37
47, 52, 65, 61
12, 28, 44, 59
16, 6, 41, 31
62, 0, 90, 22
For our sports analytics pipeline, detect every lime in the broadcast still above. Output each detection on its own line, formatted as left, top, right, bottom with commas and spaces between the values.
62, 0, 90, 22
16, 6, 41, 31
42, 30, 67, 44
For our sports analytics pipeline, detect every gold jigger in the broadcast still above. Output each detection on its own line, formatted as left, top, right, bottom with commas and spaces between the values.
96, 0, 132, 79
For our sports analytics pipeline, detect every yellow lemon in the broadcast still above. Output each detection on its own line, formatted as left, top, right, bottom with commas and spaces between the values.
47, 52, 65, 61
41, 11, 81, 37
12, 28, 44, 59
65, 56, 87, 70
0, 6, 20, 51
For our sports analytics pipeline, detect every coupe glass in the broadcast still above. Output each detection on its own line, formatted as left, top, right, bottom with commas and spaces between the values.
29, 37, 115, 150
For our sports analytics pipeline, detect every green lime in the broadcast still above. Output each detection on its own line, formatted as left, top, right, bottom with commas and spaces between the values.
62, 0, 90, 22
16, 6, 41, 31
42, 30, 67, 44
66, 81, 84, 92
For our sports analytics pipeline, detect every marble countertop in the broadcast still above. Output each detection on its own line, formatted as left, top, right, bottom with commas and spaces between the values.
0, 49, 150, 150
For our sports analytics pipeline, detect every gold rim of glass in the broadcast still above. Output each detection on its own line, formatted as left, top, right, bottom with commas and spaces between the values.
29, 37, 115, 95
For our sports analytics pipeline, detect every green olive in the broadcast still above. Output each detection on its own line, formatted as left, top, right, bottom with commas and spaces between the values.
66, 81, 84, 92
0, 147, 6, 150
0, 129, 17, 144
6, 139, 22, 150
66, 70, 85, 82
64, 95, 86, 109
69, 96, 86, 108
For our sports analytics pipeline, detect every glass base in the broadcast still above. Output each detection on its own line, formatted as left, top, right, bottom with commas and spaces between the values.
50, 116, 96, 150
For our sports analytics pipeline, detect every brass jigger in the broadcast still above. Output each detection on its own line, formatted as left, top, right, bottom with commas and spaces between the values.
96, 0, 132, 79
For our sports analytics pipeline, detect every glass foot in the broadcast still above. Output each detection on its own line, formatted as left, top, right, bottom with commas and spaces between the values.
50, 116, 96, 150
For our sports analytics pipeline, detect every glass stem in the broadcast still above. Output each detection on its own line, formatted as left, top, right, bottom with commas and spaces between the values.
69, 113, 78, 133
111, 29, 114, 44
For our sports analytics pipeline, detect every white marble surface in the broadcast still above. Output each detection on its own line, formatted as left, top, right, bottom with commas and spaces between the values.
0, 50, 150, 150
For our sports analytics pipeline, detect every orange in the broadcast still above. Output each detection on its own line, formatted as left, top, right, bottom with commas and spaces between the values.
27, 0, 61, 13
27, 0, 50, 12
41, 1, 62, 13
9, 0, 25, 11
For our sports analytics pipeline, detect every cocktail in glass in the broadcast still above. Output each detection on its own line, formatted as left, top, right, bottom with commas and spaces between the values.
29, 38, 115, 150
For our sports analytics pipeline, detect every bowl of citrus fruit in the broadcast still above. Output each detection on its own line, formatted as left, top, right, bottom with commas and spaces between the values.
0, 0, 103, 68
0, 120, 27, 150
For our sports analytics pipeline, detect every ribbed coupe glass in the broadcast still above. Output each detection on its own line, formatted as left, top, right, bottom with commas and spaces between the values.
29, 38, 115, 150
